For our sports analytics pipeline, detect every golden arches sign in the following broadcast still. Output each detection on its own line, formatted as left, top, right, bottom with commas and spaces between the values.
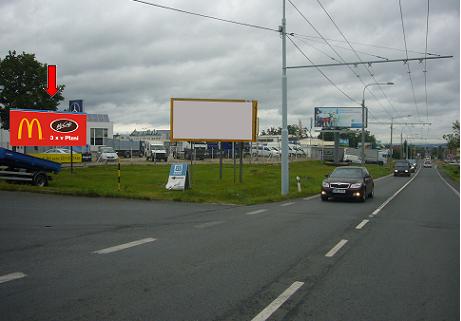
18, 118, 43, 140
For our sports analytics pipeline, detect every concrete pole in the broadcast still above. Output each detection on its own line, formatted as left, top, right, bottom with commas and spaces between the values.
281, 0, 289, 195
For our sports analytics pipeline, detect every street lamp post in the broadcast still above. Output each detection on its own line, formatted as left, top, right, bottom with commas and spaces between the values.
361, 82, 394, 165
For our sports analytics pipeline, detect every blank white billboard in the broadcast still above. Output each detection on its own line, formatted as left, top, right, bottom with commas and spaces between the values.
170, 99, 257, 142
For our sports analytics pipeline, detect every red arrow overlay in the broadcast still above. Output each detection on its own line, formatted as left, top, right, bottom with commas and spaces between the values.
45, 65, 58, 97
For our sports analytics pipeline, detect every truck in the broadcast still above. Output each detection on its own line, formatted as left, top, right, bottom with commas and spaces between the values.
172, 142, 207, 160
105, 138, 143, 158
144, 142, 168, 162
343, 147, 389, 165
0, 147, 61, 186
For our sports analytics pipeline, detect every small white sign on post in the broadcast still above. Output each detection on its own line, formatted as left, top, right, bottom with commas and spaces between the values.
165, 163, 190, 190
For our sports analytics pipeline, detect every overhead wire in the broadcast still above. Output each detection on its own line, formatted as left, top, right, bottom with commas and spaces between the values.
423, 0, 431, 149
287, 36, 360, 105
398, 0, 422, 122
288, 0, 395, 120
314, 0, 399, 117
129, 0, 279, 33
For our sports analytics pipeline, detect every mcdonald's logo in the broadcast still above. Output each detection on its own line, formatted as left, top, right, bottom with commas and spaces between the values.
18, 118, 43, 140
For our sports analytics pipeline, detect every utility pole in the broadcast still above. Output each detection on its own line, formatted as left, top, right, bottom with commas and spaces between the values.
280, 0, 289, 195
400, 132, 403, 159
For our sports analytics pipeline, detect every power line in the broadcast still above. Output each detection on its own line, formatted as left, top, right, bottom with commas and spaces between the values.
129, 0, 279, 33
314, 0, 399, 117
287, 36, 359, 105
424, 0, 430, 122
398, 0, 421, 121
291, 33, 442, 57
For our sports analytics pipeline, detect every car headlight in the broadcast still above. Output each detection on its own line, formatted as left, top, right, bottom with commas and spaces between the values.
350, 183, 362, 188
394, 169, 398, 172
322, 181, 329, 188
405, 170, 408, 172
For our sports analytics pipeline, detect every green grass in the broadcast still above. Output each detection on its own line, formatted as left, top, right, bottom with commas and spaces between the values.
439, 163, 460, 183
0, 161, 392, 205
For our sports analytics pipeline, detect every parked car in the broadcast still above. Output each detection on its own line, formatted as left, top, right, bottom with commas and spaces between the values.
97, 146, 119, 162
343, 154, 362, 164
321, 166, 374, 202
394, 160, 411, 176
44, 148, 72, 154
423, 159, 432, 168
251, 145, 280, 157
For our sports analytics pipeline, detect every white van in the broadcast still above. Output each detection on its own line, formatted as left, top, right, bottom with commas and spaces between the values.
145, 142, 167, 162
251, 145, 280, 157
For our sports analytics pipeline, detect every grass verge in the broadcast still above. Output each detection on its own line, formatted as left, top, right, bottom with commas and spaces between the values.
0, 161, 392, 205
439, 163, 460, 184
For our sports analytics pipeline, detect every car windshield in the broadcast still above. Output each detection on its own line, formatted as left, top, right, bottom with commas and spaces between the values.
151, 145, 164, 150
100, 147, 115, 153
329, 168, 363, 179
395, 161, 408, 166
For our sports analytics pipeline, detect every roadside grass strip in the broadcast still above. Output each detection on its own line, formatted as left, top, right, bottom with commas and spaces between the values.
436, 167, 460, 197
0, 272, 27, 284
325, 239, 348, 257
93, 238, 156, 254
369, 168, 421, 218
246, 209, 268, 215
355, 219, 369, 230
250, 281, 304, 321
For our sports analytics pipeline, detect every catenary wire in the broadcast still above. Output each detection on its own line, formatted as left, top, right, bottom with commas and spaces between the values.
398, 0, 421, 122
288, 0, 395, 119
129, 0, 279, 33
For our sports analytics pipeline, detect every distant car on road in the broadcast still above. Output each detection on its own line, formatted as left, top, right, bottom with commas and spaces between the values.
321, 166, 374, 202
423, 159, 433, 168
394, 160, 411, 176
407, 159, 417, 172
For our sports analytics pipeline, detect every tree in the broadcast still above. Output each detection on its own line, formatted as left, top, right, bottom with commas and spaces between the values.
443, 120, 460, 151
0, 51, 65, 129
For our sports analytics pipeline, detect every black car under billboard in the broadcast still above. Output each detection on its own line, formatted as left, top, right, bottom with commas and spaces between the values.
321, 166, 374, 202
394, 160, 411, 176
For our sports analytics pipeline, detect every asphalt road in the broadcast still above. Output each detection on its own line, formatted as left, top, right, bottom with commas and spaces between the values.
0, 165, 458, 321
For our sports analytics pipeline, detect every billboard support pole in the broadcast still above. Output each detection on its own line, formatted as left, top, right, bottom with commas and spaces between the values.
239, 142, 243, 183
219, 142, 223, 180
233, 142, 236, 184
70, 146, 74, 173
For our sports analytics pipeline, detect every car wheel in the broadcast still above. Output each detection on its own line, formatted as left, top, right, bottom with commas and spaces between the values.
33, 173, 48, 187
360, 189, 366, 202
321, 195, 328, 201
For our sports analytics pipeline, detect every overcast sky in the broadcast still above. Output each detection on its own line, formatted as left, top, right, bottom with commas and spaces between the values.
1, 0, 459, 144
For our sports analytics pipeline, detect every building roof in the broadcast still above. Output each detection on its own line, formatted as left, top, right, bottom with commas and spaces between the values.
87, 114, 110, 122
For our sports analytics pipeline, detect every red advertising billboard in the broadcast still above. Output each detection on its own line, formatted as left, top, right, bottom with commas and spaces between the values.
10, 109, 87, 146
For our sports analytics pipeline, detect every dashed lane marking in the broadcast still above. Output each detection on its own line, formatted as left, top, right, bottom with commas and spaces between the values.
93, 238, 156, 254
250, 281, 304, 321
246, 209, 268, 215
0, 272, 27, 284
280, 202, 295, 207
194, 221, 225, 229
325, 239, 348, 257
355, 219, 369, 230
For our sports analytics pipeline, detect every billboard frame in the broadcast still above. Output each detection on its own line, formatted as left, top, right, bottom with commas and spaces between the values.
314, 106, 367, 130
170, 98, 258, 142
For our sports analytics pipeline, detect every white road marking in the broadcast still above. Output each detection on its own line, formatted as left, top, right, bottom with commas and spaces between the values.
194, 221, 225, 229
250, 281, 304, 321
369, 168, 421, 218
303, 195, 320, 201
93, 238, 156, 254
280, 202, 295, 207
355, 219, 369, 230
374, 173, 394, 182
246, 209, 268, 215
0, 272, 27, 284
325, 239, 348, 257
436, 166, 460, 197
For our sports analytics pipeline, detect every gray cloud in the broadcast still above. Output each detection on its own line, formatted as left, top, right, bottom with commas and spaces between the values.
1, 0, 458, 143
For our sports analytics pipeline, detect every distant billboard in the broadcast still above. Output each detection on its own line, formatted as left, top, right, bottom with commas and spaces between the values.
10, 109, 87, 146
170, 98, 257, 142
314, 107, 367, 129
